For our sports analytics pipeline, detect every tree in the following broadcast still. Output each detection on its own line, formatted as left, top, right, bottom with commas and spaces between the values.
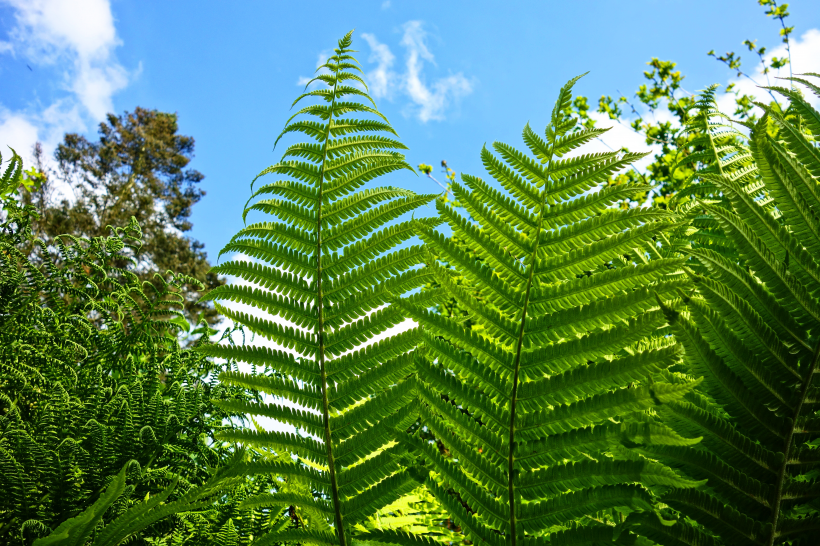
25, 107, 224, 326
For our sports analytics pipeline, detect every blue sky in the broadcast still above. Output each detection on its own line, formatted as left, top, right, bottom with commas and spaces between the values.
2, 0, 820, 263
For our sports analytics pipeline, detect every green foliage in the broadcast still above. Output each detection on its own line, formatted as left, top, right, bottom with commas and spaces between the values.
398, 75, 702, 545
0, 168, 270, 544
566, 1, 796, 213
0, 148, 44, 199
631, 76, 820, 546
569, 57, 698, 211
31, 460, 244, 546
0, 148, 23, 198
202, 31, 440, 546
7, 11, 818, 546
708, 0, 794, 112
357, 487, 464, 545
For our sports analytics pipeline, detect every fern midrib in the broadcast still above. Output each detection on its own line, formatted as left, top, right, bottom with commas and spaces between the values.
706, 115, 725, 177
766, 338, 820, 546
506, 138, 558, 546
315, 59, 347, 546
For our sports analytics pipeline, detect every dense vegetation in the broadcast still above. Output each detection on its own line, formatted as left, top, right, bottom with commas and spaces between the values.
3, 4, 820, 545
0, 156, 276, 545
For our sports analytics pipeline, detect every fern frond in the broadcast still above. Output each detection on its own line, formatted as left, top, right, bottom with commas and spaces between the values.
408, 76, 699, 544
32, 461, 242, 546
201, 31, 436, 546
646, 77, 820, 546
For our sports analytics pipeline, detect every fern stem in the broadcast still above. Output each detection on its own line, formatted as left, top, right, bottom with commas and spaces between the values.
705, 113, 724, 177
505, 135, 556, 546
315, 54, 347, 546
766, 338, 820, 546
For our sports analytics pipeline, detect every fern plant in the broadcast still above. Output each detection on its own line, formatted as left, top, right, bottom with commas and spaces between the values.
634, 76, 820, 546
200, 31, 441, 546
0, 148, 24, 199
396, 75, 703, 545
30, 458, 244, 546
0, 173, 265, 544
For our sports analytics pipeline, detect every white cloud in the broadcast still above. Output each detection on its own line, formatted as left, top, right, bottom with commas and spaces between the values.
361, 21, 474, 123
400, 21, 472, 122
360, 32, 397, 99
0, 109, 39, 159
381, 0, 391, 9
0, 0, 133, 163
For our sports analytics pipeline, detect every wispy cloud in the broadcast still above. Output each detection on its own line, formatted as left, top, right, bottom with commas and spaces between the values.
360, 21, 474, 122
398, 21, 473, 122
0, 0, 134, 161
296, 22, 473, 122
360, 32, 397, 99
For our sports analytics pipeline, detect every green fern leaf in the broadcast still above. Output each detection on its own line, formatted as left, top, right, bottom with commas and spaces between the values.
33, 461, 242, 546
405, 75, 700, 544
201, 31, 439, 546
647, 76, 820, 546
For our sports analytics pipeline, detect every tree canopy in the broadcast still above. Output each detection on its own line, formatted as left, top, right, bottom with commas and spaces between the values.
24, 107, 224, 326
